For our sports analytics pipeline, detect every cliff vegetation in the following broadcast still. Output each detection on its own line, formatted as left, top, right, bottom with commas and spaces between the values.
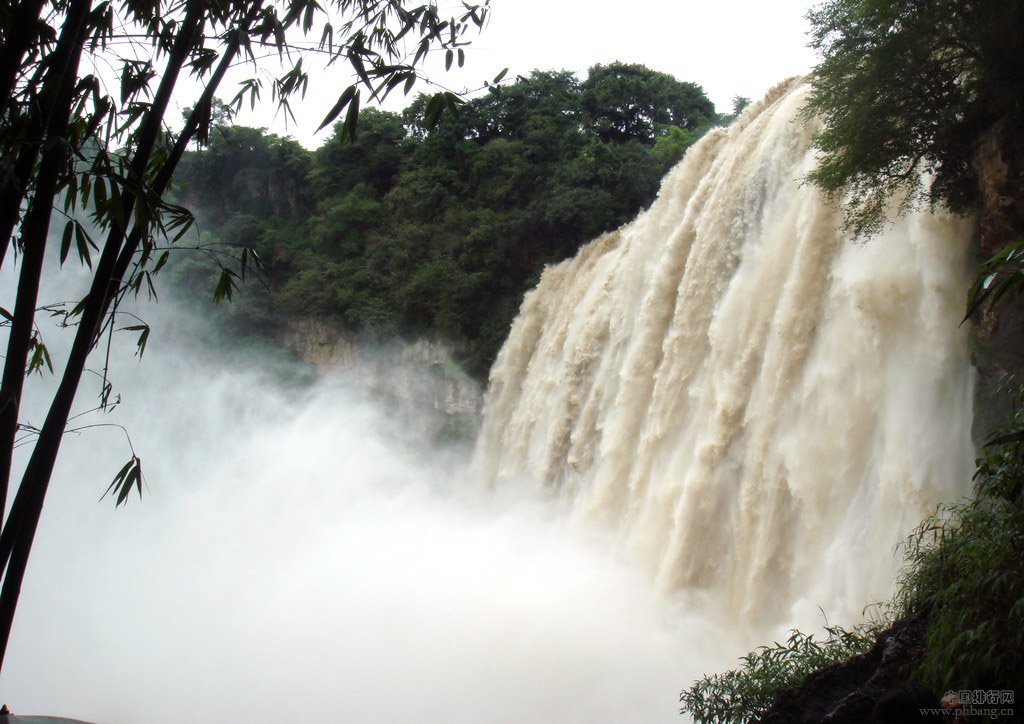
169, 63, 735, 376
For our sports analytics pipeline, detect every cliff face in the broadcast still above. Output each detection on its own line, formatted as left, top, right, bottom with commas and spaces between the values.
971, 120, 1024, 438
280, 319, 483, 440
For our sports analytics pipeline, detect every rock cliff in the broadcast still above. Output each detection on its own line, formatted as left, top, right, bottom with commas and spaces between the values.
280, 319, 482, 441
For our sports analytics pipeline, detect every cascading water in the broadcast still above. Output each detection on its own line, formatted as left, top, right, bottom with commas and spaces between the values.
474, 78, 977, 631
1, 79, 979, 723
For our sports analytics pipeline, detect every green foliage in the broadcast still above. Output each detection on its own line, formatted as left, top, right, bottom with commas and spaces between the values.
651, 125, 698, 167
104, 455, 144, 507
965, 237, 1024, 320
679, 623, 879, 723
890, 402, 1024, 693
893, 498, 1024, 693
804, 0, 1024, 237
26, 336, 53, 376
731, 96, 751, 117
175, 125, 313, 220
581, 62, 714, 143
174, 63, 721, 375
309, 108, 409, 195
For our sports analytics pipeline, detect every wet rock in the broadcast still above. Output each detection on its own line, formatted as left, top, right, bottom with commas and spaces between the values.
756, 611, 929, 724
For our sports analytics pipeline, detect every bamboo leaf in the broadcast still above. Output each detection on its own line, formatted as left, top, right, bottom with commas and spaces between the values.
424, 91, 446, 128
213, 267, 239, 303
340, 89, 360, 141
104, 455, 144, 507
144, 271, 157, 300
152, 250, 170, 274
74, 223, 93, 269
60, 220, 74, 265
27, 340, 53, 376
123, 323, 150, 357
319, 22, 333, 52
94, 176, 107, 210
317, 85, 356, 132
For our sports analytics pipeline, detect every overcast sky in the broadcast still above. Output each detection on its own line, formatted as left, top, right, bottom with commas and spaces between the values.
227, 0, 822, 148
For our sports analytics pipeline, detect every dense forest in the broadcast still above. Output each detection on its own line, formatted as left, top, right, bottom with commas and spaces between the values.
171, 62, 737, 375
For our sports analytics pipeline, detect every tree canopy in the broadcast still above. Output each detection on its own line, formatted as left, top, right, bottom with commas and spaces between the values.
804, 0, 1024, 238
581, 62, 714, 143
803, 0, 1024, 434
172, 63, 720, 374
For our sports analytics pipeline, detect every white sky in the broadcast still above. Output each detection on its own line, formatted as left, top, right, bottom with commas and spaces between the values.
227, 0, 822, 148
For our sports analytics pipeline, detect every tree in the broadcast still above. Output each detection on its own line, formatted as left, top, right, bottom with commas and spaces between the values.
175, 125, 314, 219
804, 0, 1024, 239
651, 125, 699, 167
170, 63, 721, 375
803, 0, 1024, 436
310, 108, 409, 196
0, 0, 490, 675
731, 96, 751, 117
580, 62, 714, 144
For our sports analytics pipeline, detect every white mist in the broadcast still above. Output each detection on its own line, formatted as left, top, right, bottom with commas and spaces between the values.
0, 305, 739, 722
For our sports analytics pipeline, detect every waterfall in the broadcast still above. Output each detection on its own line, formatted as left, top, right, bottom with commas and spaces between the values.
0, 79, 979, 723
474, 79, 976, 629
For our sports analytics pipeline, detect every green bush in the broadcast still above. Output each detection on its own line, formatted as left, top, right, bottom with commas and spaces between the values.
679, 624, 878, 723
892, 438, 1024, 693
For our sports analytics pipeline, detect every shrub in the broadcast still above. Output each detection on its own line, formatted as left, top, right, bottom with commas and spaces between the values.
892, 439, 1024, 692
679, 623, 878, 723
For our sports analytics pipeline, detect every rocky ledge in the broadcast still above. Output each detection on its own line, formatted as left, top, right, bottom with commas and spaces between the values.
757, 611, 931, 723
